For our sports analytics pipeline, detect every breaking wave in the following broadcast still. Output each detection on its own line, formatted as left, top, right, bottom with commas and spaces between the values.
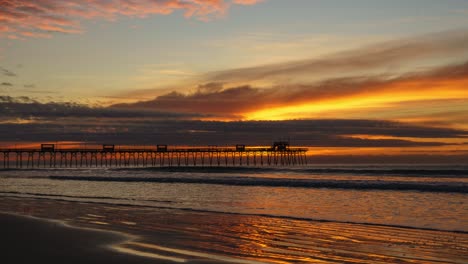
49, 175, 467, 193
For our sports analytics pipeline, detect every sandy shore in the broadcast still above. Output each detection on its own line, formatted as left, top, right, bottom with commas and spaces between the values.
1, 196, 467, 263
0, 213, 180, 264
0, 211, 258, 264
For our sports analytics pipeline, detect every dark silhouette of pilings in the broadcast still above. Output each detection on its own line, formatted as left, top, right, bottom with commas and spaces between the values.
0, 146, 308, 169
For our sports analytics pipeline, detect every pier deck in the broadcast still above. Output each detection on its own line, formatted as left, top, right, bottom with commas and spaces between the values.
0, 144, 308, 168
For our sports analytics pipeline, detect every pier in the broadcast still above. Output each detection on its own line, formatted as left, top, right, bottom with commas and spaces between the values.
0, 142, 308, 168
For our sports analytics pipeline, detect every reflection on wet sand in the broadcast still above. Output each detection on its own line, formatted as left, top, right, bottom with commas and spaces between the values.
0, 197, 466, 263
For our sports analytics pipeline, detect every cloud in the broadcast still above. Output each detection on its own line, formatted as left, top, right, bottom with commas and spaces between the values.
23, 84, 35, 88
233, 0, 264, 5
108, 29, 468, 130
1, 82, 12, 86
205, 30, 468, 84
119, 29, 468, 103
0, 96, 206, 120
0, 67, 16, 76
113, 60, 468, 121
1, 95, 466, 148
0, 0, 263, 39
0, 117, 465, 148
1, 95, 467, 157
158, 69, 196, 76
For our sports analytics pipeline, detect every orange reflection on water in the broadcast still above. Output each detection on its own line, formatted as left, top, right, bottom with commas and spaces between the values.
0, 197, 467, 263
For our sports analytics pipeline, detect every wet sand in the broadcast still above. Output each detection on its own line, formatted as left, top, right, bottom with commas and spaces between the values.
1, 196, 467, 263
0, 204, 258, 263
0, 213, 172, 264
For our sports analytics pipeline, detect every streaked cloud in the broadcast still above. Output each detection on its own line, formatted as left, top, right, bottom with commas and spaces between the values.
0, 66, 16, 76
109, 30, 468, 129
0, 115, 465, 148
205, 30, 468, 85
158, 69, 196, 77
0, 0, 263, 39
0, 96, 206, 120
112, 60, 468, 123
2, 93, 466, 149
233, 0, 264, 5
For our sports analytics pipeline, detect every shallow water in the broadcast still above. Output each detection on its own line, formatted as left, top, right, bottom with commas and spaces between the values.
1, 165, 467, 232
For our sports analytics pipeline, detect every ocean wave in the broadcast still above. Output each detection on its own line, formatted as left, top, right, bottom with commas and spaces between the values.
0, 190, 177, 204
48, 175, 468, 193
111, 166, 468, 176
2, 166, 468, 177
302, 168, 468, 176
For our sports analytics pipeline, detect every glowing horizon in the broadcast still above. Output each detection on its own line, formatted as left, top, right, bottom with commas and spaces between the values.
1, 0, 468, 161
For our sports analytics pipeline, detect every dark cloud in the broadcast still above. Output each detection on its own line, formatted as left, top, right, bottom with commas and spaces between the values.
0, 116, 465, 147
1, 82, 12, 86
0, 67, 16, 77
0, 96, 466, 148
0, 96, 207, 120
114, 85, 261, 115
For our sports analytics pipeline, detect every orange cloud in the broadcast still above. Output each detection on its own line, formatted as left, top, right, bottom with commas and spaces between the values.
19, 31, 52, 38
246, 76, 468, 121
113, 60, 468, 127
0, 0, 263, 39
110, 29, 468, 130
233, 0, 264, 5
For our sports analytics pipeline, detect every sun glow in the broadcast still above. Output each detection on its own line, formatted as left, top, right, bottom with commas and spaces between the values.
244, 80, 468, 120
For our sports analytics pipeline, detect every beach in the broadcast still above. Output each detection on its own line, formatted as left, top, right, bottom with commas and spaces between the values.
1, 195, 467, 263
1, 166, 467, 263
0, 213, 169, 264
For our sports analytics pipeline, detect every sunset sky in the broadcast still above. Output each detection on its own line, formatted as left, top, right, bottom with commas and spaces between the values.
1, 0, 468, 162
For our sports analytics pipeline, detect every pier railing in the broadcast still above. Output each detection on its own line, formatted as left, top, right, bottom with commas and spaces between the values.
0, 145, 308, 168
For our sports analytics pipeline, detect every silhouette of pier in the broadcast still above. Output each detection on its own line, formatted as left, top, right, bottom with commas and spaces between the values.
0, 142, 308, 168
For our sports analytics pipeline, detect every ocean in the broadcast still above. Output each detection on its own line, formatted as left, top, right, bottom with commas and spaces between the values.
1, 165, 467, 263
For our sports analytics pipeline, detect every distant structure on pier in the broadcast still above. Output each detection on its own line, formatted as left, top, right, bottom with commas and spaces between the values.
0, 142, 308, 168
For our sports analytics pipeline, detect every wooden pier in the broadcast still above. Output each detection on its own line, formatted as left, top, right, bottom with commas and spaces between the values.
0, 142, 308, 168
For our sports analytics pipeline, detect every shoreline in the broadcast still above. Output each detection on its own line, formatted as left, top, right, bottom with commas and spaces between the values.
2, 192, 467, 234
1, 196, 467, 263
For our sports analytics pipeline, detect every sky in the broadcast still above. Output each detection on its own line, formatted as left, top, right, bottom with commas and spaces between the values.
1, 0, 468, 162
